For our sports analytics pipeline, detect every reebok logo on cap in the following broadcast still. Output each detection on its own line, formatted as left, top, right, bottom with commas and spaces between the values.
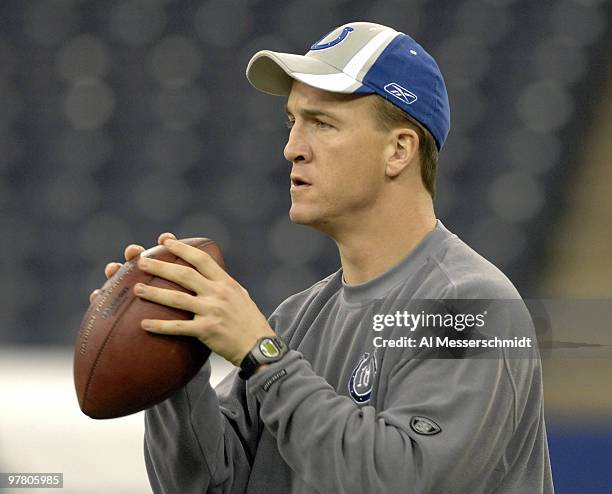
384, 83, 417, 105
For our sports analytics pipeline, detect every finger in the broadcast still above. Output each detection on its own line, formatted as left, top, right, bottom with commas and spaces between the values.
134, 283, 200, 313
158, 232, 177, 245
104, 262, 122, 279
124, 244, 145, 261
163, 238, 227, 282
141, 318, 201, 338
137, 257, 208, 292
89, 289, 101, 303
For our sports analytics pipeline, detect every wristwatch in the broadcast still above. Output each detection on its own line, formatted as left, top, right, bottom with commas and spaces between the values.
239, 335, 289, 380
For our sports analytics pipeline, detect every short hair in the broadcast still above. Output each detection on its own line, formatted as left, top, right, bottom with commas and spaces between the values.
371, 95, 439, 199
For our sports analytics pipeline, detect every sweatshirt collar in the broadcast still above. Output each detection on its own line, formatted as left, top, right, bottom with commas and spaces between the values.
340, 220, 454, 304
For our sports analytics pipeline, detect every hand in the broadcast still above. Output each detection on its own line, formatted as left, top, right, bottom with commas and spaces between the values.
88, 233, 176, 303
134, 234, 276, 367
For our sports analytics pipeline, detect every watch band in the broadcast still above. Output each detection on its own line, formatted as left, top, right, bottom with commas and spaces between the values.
239, 352, 260, 380
239, 335, 288, 380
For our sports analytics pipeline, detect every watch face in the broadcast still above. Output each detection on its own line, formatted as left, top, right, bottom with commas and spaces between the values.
259, 338, 280, 358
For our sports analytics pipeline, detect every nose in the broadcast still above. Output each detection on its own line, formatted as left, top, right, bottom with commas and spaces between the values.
283, 123, 312, 164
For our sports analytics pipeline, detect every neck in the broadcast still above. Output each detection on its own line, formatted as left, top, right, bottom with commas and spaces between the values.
333, 197, 436, 285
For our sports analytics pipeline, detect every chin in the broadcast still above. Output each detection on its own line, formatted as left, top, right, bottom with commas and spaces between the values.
289, 204, 319, 226
288, 207, 310, 225
289, 206, 334, 234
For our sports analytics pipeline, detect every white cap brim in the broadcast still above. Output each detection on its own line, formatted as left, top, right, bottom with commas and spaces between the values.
246, 50, 363, 96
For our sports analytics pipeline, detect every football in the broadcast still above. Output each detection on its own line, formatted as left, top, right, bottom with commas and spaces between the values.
74, 238, 224, 419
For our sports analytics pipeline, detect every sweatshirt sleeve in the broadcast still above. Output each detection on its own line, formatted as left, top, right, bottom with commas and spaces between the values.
247, 348, 522, 494
144, 360, 261, 494
142, 287, 321, 494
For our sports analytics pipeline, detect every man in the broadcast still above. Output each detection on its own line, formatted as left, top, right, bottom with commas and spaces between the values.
94, 22, 553, 493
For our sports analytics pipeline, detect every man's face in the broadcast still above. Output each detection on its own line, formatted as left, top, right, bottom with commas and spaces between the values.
284, 81, 390, 233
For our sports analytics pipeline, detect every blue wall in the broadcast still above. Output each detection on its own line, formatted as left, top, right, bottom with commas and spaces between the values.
548, 422, 612, 492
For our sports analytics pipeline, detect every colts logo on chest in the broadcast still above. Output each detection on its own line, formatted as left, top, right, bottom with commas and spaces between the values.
348, 351, 378, 404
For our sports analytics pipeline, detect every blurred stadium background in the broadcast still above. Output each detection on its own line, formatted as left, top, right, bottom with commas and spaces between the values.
0, 0, 610, 492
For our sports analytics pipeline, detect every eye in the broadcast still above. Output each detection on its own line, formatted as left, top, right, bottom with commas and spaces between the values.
285, 118, 295, 130
315, 120, 333, 129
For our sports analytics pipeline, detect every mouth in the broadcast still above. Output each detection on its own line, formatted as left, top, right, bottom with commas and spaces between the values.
290, 176, 312, 190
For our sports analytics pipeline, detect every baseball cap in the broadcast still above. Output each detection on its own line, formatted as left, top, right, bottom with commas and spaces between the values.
246, 21, 450, 150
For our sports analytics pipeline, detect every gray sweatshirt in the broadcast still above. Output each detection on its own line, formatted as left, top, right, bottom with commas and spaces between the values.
144, 221, 554, 493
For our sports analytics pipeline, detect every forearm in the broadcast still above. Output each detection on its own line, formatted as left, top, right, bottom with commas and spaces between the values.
144, 364, 254, 494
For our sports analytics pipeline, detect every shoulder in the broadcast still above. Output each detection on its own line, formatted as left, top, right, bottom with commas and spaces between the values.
275, 271, 338, 311
267, 270, 341, 337
425, 228, 522, 300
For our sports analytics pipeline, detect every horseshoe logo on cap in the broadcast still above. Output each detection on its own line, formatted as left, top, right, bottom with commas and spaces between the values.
310, 27, 354, 51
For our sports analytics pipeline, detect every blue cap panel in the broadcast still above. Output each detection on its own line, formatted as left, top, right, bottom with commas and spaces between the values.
359, 35, 450, 150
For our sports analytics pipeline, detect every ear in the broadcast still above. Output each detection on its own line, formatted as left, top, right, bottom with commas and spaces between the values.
385, 128, 419, 178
